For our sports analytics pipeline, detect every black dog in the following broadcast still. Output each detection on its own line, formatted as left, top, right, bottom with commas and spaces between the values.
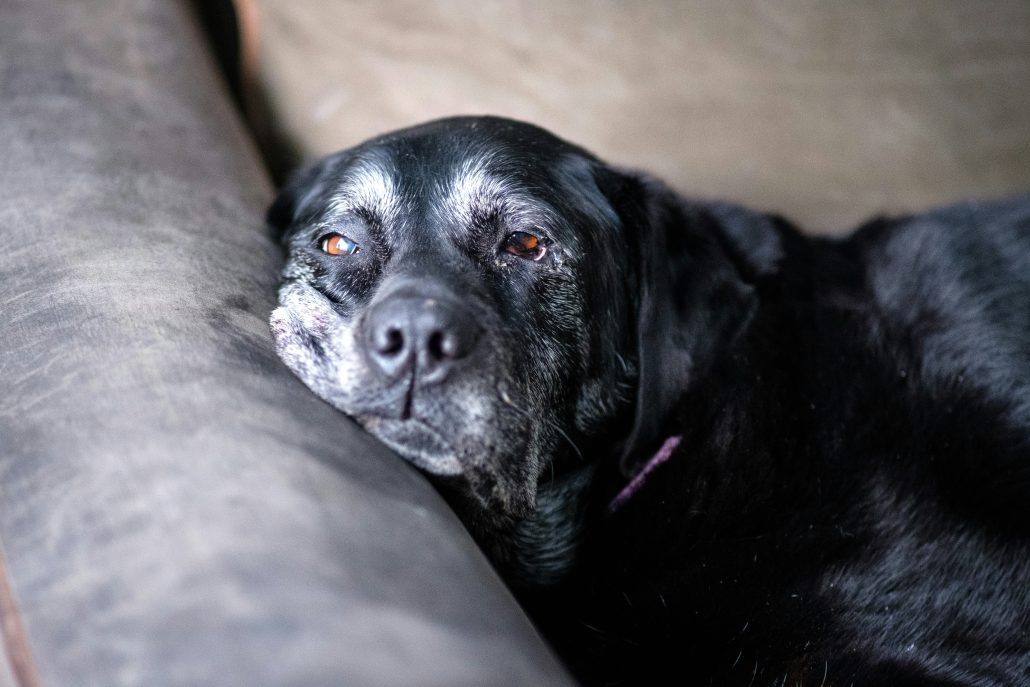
269, 116, 1030, 686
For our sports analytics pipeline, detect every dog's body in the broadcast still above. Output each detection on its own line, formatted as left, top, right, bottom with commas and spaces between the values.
269, 117, 1030, 686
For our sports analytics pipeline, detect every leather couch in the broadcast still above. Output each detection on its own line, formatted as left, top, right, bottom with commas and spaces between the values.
0, 2, 574, 685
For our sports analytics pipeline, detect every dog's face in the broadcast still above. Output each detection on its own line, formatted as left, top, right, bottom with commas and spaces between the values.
269, 118, 641, 521
269, 116, 760, 529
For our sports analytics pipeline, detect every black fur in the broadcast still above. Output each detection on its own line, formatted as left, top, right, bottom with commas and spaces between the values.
269, 116, 1030, 686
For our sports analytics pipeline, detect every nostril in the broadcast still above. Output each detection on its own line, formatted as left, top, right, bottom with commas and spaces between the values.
375, 326, 405, 357
427, 331, 442, 361
427, 331, 456, 361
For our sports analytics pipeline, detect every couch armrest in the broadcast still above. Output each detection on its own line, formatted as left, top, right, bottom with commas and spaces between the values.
0, 2, 572, 685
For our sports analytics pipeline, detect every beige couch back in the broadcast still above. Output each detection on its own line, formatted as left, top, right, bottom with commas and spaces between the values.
246, 1, 1030, 233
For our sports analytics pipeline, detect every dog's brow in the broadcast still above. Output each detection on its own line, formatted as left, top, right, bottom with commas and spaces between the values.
328, 161, 399, 222
443, 157, 522, 223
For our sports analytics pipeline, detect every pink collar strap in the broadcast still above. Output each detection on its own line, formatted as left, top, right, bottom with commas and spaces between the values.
607, 435, 683, 514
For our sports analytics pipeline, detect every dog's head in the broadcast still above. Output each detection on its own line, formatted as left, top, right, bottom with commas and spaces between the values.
269, 116, 772, 530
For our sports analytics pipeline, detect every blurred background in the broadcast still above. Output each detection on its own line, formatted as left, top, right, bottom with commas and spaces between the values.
212, 1, 1030, 232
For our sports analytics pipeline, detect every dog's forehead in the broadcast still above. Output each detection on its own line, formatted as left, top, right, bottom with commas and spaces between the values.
298, 118, 621, 260
331, 135, 576, 230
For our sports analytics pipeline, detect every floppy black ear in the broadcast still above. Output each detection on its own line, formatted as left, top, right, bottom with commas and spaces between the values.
598, 170, 769, 475
266, 156, 339, 235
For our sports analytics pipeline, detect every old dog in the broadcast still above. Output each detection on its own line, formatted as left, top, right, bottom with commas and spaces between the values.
269, 117, 1030, 686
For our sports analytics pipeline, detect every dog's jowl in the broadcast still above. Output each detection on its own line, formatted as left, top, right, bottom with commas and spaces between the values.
269, 116, 1030, 687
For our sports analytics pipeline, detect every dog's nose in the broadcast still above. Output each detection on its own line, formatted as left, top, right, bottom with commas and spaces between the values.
364, 296, 479, 383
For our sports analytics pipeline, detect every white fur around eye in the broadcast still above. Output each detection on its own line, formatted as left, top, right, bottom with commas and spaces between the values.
444, 157, 520, 227
326, 162, 400, 224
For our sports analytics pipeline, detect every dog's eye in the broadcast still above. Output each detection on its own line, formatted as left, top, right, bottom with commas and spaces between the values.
320, 233, 361, 256
502, 231, 548, 261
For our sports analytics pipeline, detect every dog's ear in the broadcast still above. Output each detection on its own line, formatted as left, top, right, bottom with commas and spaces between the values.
596, 169, 771, 475
267, 157, 340, 235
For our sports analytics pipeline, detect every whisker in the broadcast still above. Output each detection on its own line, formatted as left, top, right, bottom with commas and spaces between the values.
499, 388, 585, 462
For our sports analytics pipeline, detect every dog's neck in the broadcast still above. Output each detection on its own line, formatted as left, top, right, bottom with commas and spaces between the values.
475, 435, 690, 588
459, 463, 597, 589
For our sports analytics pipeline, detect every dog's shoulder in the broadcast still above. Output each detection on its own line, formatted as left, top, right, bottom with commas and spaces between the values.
855, 196, 1029, 328
841, 197, 1030, 535
853, 196, 1030, 422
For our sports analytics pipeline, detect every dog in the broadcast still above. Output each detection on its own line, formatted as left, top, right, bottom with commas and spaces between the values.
268, 116, 1030, 686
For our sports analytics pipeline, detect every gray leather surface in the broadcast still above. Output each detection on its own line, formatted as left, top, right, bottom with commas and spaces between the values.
0, 2, 572, 685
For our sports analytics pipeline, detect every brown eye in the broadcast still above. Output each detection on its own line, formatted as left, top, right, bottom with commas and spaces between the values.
320, 233, 360, 256
502, 231, 548, 261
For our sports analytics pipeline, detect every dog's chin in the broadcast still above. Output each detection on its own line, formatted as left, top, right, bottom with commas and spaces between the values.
356, 413, 539, 523
356, 415, 465, 476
